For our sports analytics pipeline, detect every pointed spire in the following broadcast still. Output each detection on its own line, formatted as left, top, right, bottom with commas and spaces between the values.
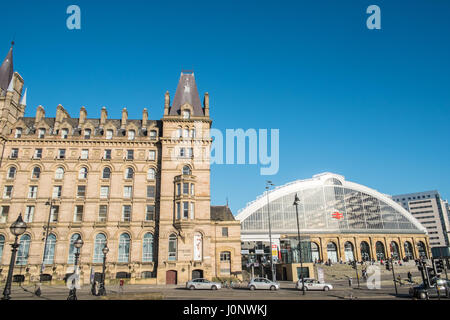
170, 72, 204, 116
20, 88, 27, 105
0, 42, 14, 94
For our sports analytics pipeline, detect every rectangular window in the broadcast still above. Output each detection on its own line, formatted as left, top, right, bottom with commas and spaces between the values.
11, 148, 18, 158
220, 252, 231, 261
179, 148, 185, 157
61, 129, 68, 139
28, 186, 38, 199
0, 206, 9, 223
147, 185, 155, 199
3, 186, 13, 199
52, 186, 62, 199
100, 186, 109, 199
222, 227, 229, 237
146, 205, 155, 221
77, 185, 86, 198
99, 205, 108, 222
106, 130, 113, 139
187, 148, 193, 158
148, 150, 156, 160
58, 149, 66, 159
149, 130, 157, 139
24, 206, 35, 223
183, 202, 189, 219
122, 205, 131, 222
127, 150, 134, 160
183, 183, 189, 195
191, 184, 195, 196
74, 205, 83, 222
177, 183, 181, 196
190, 202, 195, 219
81, 149, 89, 159
176, 202, 181, 220
104, 149, 111, 159
124, 186, 132, 198
15, 128, 22, 138
38, 128, 46, 138
34, 148, 43, 159
50, 206, 59, 222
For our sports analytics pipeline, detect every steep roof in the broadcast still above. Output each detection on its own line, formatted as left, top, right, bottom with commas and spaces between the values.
0, 43, 14, 95
211, 205, 235, 221
169, 72, 204, 116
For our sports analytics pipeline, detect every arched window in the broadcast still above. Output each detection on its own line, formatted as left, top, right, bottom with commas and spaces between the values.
193, 232, 202, 261
43, 234, 57, 265
376, 241, 386, 261
118, 233, 131, 263
7, 167, 16, 179
404, 241, 414, 260
168, 234, 177, 261
182, 166, 191, 175
102, 167, 111, 179
360, 241, 371, 261
125, 167, 134, 179
78, 167, 88, 179
16, 234, 31, 265
326, 242, 338, 263
311, 242, 320, 262
147, 168, 155, 180
390, 241, 400, 260
0, 235, 4, 262
417, 241, 427, 258
93, 233, 107, 263
190, 129, 196, 138
55, 167, 64, 180
344, 241, 355, 262
32, 166, 41, 179
68, 233, 81, 264
142, 233, 154, 262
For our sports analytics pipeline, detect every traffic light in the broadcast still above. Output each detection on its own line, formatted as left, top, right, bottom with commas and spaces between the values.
385, 260, 391, 271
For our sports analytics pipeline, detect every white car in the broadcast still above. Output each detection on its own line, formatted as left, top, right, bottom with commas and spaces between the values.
248, 277, 280, 290
186, 278, 221, 290
296, 278, 333, 291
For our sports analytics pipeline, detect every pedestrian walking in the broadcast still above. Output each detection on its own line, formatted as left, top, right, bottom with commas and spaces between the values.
91, 281, 98, 296
119, 279, 124, 294
34, 282, 41, 297
348, 277, 353, 287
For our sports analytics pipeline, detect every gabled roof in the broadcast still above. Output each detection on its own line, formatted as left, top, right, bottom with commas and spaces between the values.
211, 205, 235, 221
169, 72, 204, 116
0, 43, 14, 95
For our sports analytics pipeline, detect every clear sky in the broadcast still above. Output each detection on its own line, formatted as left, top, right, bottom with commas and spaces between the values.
1, 0, 449, 215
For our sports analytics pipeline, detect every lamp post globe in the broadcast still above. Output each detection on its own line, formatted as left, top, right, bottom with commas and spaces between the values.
2, 214, 28, 300
74, 236, 84, 249
102, 245, 109, 256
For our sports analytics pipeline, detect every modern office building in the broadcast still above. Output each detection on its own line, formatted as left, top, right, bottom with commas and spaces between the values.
236, 172, 430, 281
0, 43, 242, 285
392, 190, 450, 249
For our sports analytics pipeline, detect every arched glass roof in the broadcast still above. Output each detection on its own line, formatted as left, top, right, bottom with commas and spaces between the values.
236, 173, 427, 235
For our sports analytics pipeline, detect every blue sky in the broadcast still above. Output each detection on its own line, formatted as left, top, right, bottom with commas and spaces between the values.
1, 0, 450, 214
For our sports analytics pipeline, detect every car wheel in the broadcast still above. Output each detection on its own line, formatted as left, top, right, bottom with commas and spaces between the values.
189, 285, 195, 290
304, 286, 308, 291
323, 286, 330, 291
419, 292, 426, 300
250, 285, 256, 291
270, 286, 276, 291
211, 285, 217, 290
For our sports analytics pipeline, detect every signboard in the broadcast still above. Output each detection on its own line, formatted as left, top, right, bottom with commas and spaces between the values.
331, 211, 343, 219
253, 262, 259, 267
317, 267, 324, 283
193, 233, 202, 261
255, 249, 264, 255
241, 249, 250, 255
271, 244, 278, 257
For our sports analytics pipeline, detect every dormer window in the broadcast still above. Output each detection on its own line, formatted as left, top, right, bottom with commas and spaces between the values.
106, 129, 113, 139
84, 129, 91, 139
149, 130, 157, 140
183, 110, 191, 119
15, 128, 22, 138
38, 128, 46, 139
128, 130, 135, 140
61, 129, 68, 139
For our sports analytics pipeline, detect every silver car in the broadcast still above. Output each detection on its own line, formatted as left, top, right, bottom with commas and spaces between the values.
248, 277, 280, 290
296, 278, 333, 291
186, 278, 221, 290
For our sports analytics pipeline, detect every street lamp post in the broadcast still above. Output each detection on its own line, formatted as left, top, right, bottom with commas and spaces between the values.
67, 235, 84, 300
293, 194, 305, 295
2, 214, 28, 300
98, 244, 109, 296
265, 181, 276, 282
37, 199, 54, 294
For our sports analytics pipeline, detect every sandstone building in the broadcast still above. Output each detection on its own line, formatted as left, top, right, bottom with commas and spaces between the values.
0, 43, 241, 285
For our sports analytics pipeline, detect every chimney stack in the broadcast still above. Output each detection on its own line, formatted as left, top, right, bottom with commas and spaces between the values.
142, 108, 148, 127
164, 91, 170, 116
79, 106, 87, 125
203, 92, 209, 117
35, 105, 45, 124
121, 107, 128, 128
100, 106, 107, 126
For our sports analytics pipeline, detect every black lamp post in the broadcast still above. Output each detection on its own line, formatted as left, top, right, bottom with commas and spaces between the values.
293, 194, 305, 295
98, 244, 109, 296
67, 235, 83, 300
2, 214, 28, 300
265, 181, 276, 281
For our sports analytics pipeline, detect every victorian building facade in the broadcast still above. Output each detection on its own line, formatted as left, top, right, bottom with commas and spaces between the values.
0, 44, 241, 285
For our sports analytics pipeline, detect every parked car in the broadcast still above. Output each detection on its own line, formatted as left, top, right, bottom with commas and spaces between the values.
186, 278, 221, 290
296, 278, 333, 291
248, 277, 280, 290
409, 278, 450, 299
